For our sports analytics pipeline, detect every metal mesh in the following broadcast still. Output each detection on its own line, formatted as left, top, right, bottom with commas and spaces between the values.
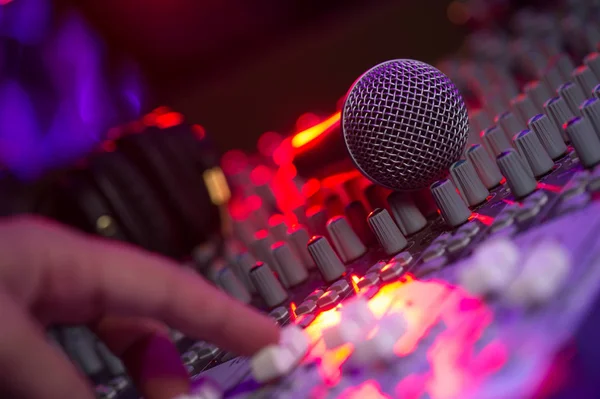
342, 59, 469, 191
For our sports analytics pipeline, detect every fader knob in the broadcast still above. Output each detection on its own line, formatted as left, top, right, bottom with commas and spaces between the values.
564, 117, 600, 168
558, 82, 586, 115
528, 114, 568, 159
271, 242, 308, 287
430, 179, 472, 228
511, 93, 539, 125
326, 216, 367, 263
386, 192, 427, 235
513, 129, 554, 178
287, 225, 316, 270
449, 159, 489, 207
345, 200, 376, 244
233, 252, 257, 294
584, 52, 600, 80
250, 231, 289, 288
545, 96, 576, 134
524, 80, 551, 111
307, 236, 347, 283
580, 98, 600, 139
367, 208, 408, 255
217, 267, 251, 304
573, 65, 599, 96
497, 148, 537, 198
466, 144, 503, 189
482, 125, 513, 157
496, 111, 524, 142
306, 206, 328, 236
249, 262, 288, 308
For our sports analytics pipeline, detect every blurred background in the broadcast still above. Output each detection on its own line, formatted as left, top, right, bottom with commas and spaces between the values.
0, 0, 480, 179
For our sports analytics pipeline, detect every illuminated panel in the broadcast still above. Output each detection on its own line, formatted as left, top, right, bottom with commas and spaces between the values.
297, 278, 507, 399
291, 112, 341, 150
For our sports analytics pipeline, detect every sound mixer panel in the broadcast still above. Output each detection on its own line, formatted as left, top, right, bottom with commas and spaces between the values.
19, 1, 600, 398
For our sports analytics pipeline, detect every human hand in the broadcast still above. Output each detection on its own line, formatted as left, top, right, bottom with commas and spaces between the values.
0, 216, 279, 399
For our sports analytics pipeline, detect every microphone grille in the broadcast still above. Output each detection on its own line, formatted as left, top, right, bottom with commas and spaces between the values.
342, 59, 469, 191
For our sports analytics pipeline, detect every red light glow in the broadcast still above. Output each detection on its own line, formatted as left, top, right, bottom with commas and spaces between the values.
250, 165, 273, 186
536, 182, 562, 193
471, 213, 495, 226
291, 112, 341, 149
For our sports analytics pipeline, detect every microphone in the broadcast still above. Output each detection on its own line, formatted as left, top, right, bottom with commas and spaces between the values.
341, 59, 469, 191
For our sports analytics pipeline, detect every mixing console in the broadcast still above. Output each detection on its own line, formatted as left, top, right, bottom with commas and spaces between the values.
76, 1, 600, 398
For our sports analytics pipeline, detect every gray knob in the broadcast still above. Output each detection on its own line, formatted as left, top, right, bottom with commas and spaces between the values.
307, 235, 346, 282
564, 117, 600, 168
471, 109, 493, 136
511, 93, 539, 125
387, 191, 427, 235
217, 267, 251, 304
255, 183, 277, 208
587, 53, 600, 79
250, 231, 289, 288
580, 98, 600, 140
496, 148, 537, 198
555, 53, 576, 81
95, 341, 125, 376
326, 216, 367, 263
524, 80, 551, 112
367, 208, 408, 255
307, 206, 328, 236
594, 84, 600, 99
558, 82, 586, 115
496, 111, 524, 142
292, 205, 307, 226
287, 225, 316, 270
233, 252, 257, 293
513, 129, 554, 178
449, 159, 489, 206
544, 96, 576, 139
271, 241, 308, 286
268, 215, 288, 243
249, 262, 288, 308
573, 65, 599, 96
61, 328, 104, 375
528, 114, 568, 159
483, 125, 513, 156
430, 179, 472, 228
466, 144, 504, 189
543, 63, 565, 93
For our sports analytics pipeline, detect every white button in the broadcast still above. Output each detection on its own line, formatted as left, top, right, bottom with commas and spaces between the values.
341, 297, 376, 328
349, 312, 407, 365
250, 345, 297, 383
504, 240, 571, 306
279, 325, 310, 358
459, 238, 520, 296
322, 320, 365, 350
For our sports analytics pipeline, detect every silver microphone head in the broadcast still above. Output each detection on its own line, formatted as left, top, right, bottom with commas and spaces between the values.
341, 59, 469, 191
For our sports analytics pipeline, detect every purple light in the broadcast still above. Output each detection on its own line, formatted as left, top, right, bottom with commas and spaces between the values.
0, 8, 146, 180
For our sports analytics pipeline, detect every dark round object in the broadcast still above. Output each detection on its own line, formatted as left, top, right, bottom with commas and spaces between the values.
342, 59, 469, 191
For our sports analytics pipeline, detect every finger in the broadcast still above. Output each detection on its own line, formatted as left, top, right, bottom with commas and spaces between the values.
0, 289, 94, 399
0, 216, 279, 356
92, 316, 190, 399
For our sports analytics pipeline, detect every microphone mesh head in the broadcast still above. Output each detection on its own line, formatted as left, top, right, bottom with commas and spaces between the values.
342, 59, 469, 191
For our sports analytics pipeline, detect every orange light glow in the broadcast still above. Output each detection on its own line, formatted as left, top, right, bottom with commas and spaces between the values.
291, 112, 341, 149
350, 275, 360, 293
290, 302, 297, 320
